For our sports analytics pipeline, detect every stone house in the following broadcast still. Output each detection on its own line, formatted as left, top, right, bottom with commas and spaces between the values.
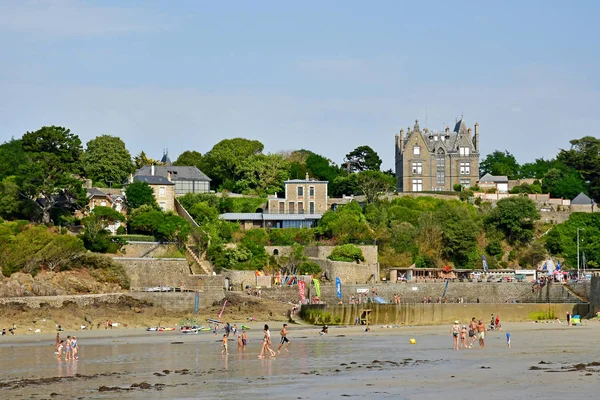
134, 153, 211, 196
128, 166, 176, 211
395, 118, 480, 192
478, 173, 509, 193
83, 188, 127, 234
219, 174, 328, 229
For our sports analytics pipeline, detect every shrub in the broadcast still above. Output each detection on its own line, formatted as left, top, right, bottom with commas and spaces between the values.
485, 240, 503, 256
116, 226, 126, 235
69, 253, 130, 289
328, 244, 365, 263
298, 261, 321, 275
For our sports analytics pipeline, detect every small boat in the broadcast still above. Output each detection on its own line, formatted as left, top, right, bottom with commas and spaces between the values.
181, 326, 205, 334
206, 318, 222, 324
158, 327, 176, 332
146, 327, 159, 332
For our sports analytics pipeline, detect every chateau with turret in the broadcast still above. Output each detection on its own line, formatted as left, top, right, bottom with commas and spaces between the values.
395, 118, 480, 192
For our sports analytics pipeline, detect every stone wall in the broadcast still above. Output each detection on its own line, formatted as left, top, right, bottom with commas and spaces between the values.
590, 276, 600, 317
312, 259, 378, 285
301, 303, 590, 326
116, 258, 195, 289
264, 245, 379, 265
0, 292, 223, 312
222, 270, 258, 290
259, 281, 584, 305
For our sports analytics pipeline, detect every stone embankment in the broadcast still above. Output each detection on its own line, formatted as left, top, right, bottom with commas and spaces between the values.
0, 271, 123, 297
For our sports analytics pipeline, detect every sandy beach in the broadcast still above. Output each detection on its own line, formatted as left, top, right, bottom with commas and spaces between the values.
1, 319, 600, 399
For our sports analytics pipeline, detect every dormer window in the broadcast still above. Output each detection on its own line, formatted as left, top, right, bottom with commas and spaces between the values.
413, 146, 420, 156
459, 147, 470, 156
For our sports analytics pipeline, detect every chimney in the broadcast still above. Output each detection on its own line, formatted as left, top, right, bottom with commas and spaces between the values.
474, 122, 479, 150
151, 164, 155, 176
305, 172, 309, 180
167, 171, 172, 182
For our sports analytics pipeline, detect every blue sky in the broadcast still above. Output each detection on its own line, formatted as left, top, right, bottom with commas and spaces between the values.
1, 0, 598, 170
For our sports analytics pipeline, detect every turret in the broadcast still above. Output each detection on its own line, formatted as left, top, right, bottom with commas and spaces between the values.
398, 128, 405, 152
474, 122, 479, 150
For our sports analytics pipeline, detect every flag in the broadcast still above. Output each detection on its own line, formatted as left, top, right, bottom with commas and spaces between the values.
335, 277, 342, 299
313, 278, 321, 298
298, 280, 306, 303
542, 262, 547, 271
556, 261, 561, 271
482, 255, 488, 272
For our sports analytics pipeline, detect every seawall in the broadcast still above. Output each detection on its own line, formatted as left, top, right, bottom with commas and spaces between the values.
300, 303, 590, 326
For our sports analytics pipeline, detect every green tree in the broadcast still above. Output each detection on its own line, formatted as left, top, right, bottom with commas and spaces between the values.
344, 145, 382, 172
519, 158, 555, 179
133, 151, 162, 169
0, 177, 21, 219
330, 174, 360, 197
0, 138, 26, 181
479, 150, 520, 178
557, 136, 600, 201
328, 244, 365, 263
485, 197, 540, 245
541, 167, 587, 199
317, 201, 373, 244
173, 150, 203, 168
17, 126, 87, 224
202, 138, 264, 189
37, 235, 85, 271
435, 202, 479, 268
356, 170, 395, 203
233, 154, 289, 195
305, 153, 342, 182
125, 181, 158, 210
82, 135, 134, 187
298, 261, 321, 275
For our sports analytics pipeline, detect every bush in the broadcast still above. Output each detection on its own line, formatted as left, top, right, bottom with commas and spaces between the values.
115, 234, 157, 242
69, 253, 130, 289
298, 261, 321, 275
116, 226, 126, 235
485, 240, 503, 256
328, 244, 365, 263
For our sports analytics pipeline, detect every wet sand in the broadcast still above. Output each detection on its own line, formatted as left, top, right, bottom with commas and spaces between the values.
1, 321, 600, 399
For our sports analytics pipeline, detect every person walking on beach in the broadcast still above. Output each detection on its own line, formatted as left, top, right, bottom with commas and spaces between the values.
64, 336, 73, 361
258, 324, 276, 358
241, 329, 248, 351
460, 325, 468, 349
495, 315, 501, 331
72, 336, 79, 360
506, 332, 511, 349
451, 321, 460, 350
221, 334, 229, 355
489, 314, 495, 331
566, 312, 571, 326
56, 340, 64, 360
476, 320, 486, 348
468, 317, 477, 348
277, 324, 291, 353
237, 335, 243, 352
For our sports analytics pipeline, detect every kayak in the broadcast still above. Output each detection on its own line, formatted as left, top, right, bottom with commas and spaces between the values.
146, 327, 159, 331
158, 327, 176, 332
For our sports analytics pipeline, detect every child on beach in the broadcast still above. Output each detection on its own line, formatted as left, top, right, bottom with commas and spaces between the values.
506, 332, 511, 349
241, 330, 248, 351
460, 325, 468, 349
72, 336, 79, 360
222, 334, 229, 355
237, 335, 243, 352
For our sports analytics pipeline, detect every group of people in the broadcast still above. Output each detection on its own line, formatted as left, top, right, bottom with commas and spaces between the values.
55, 333, 79, 361
221, 323, 290, 358
451, 317, 493, 350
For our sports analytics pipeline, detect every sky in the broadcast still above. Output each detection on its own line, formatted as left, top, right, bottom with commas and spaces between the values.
0, 0, 599, 170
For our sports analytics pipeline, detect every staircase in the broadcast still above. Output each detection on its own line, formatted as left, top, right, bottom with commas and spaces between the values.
185, 243, 213, 275
139, 243, 161, 258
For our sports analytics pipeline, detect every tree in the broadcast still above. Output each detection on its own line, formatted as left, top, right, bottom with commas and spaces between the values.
82, 135, 134, 187
125, 181, 158, 210
519, 158, 555, 179
356, 170, 395, 203
0, 177, 21, 219
17, 126, 87, 224
557, 136, 600, 201
202, 138, 264, 189
485, 197, 540, 245
541, 167, 587, 199
328, 244, 365, 263
317, 201, 373, 244
173, 150, 203, 168
330, 174, 360, 197
344, 145, 382, 172
37, 235, 85, 271
134, 151, 162, 169
0, 138, 26, 181
435, 202, 479, 267
305, 152, 342, 182
479, 150, 520, 179
233, 154, 289, 195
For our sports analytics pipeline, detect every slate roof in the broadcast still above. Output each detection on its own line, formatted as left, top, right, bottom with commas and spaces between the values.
87, 188, 110, 198
133, 175, 174, 185
478, 173, 508, 183
219, 213, 323, 221
571, 192, 593, 205
135, 166, 211, 182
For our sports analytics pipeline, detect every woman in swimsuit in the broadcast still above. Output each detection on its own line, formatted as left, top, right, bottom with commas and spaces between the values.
72, 336, 78, 360
56, 340, 64, 360
451, 321, 460, 350
65, 336, 72, 361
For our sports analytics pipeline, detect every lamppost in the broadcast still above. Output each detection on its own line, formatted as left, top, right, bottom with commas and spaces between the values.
577, 228, 584, 280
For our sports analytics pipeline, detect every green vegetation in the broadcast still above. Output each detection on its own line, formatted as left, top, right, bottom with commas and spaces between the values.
328, 244, 365, 263
82, 135, 134, 187
125, 181, 158, 210
528, 310, 556, 321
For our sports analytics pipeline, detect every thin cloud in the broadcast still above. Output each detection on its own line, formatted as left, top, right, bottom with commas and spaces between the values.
0, 0, 175, 37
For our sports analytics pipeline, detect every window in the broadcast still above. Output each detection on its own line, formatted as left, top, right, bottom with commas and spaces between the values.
100, 201, 107, 206
460, 179, 470, 188
159, 201, 166, 210
413, 146, 421, 156
459, 147, 470, 156
460, 162, 471, 175
309, 186, 315, 197
288, 202, 295, 214
279, 202, 285, 213
297, 186, 303, 197
309, 201, 315, 214
436, 149, 445, 185
412, 161, 422, 175
412, 179, 423, 192
159, 186, 166, 197
297, 202, 304, 214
